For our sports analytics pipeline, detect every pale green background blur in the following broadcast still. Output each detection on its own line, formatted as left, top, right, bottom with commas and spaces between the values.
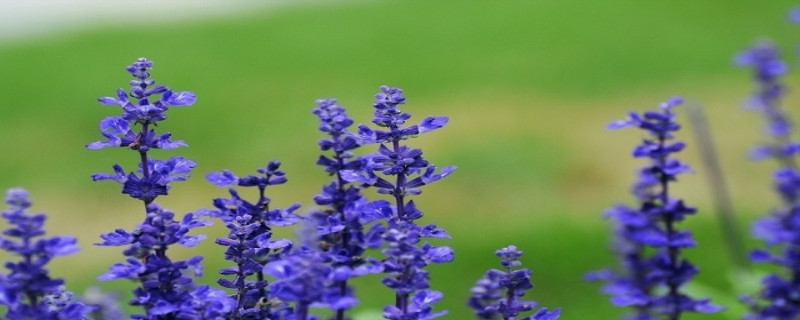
0, 1, 797, 318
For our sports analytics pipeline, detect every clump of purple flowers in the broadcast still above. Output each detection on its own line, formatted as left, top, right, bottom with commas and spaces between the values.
88, 58, 233, 319
735, 40, 793, 161
736, 39, 800, 319
9, 7, 800, 316
0, 57, 586, 319
95, 203, 230, 319
468, 245, 560, 320
292, 98, 386, 319
342, 86, 456, 319
0, 188, 92, 319
263, 226, 379, 320
203, 161, 301, 319
88, 57, 197, 205
590, 97, 722, 319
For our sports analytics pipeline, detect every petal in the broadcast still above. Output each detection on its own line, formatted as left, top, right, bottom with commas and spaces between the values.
418, 116, 449, 133
167, 91, 197, 106
207, 170, 238, 187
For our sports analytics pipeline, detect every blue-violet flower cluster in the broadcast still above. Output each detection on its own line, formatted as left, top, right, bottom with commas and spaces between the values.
735, 40, 795, 162
90, 58, 233, 319
736, 40, 800, 319
88, 57, 197, 205
292, 98, 387, 319
590, 97, 722, 319
0, 188, 92, 319
0, 57, 553, 319
263, 228, 379, 320
203, 161, 301, 319
342, 86, 456, 320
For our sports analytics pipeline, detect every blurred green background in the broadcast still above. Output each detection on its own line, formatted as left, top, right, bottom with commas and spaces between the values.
1, 1, 799, 318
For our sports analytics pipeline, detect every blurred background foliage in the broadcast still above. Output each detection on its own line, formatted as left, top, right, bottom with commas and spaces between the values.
1, 1, 799, 318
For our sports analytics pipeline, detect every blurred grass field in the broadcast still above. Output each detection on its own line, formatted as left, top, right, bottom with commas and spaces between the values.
1, 1, 800, 318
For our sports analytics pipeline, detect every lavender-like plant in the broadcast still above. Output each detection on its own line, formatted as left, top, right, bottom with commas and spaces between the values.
0, 188, 92, 319
342, 86, 456, 319
297, 98, 387, 319
88, 57, 197, 205
591, 97, 721, 319
736, 40, 800, 319
88, 58, 233, 318
96, 203, 231, 319
468, 245, 560, 320
735, 41, 793, 163
204, 161, 301, 319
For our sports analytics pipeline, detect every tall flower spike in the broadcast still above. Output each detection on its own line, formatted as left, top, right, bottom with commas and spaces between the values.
88, 58, 197, 205
90, 59, 229, 318
591, 98, 722, 319
306, 98, 386, 320
203, 160, 301, 319
0, 188, 93, 319
468, 246, 561, 320
342, 86, 456, 319
737, 39, 800, 318
735, 40, 795, 163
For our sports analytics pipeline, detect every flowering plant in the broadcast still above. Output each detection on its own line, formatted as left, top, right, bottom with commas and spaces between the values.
589, 98, 722, 319
0, 58, 558, 320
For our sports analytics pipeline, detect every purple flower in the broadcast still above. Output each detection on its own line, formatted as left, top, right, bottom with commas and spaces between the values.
89, 58, 224, 317
379, 220, 453, 306
591, 98, 722, 318
299, 98, 392, 319
468, 246, 560, 320
96, 203, 226, 319
264, 243, 362, 319
340, 86, 455, 318
313, 98, 359, 154
735, 41, 792, 143
89, 58, 196, 205
92, 58, 194, 147
0, 188, 93, 319
737, 32, 800, 318
175, 285, 236, 320
384, 290, 447, 320
91, 156, 196, 203
203, 161, 301, 319
355, 86, 449, 144
89, 58, 232, 317
341, 86, 456, 207
121, 173, 169, 203
98, 58, 196, 125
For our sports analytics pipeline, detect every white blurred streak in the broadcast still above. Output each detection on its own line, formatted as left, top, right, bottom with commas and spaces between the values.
0, 0, 291, 41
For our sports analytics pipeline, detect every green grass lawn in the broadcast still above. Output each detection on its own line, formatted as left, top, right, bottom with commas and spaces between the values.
1, 0, 799, 318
